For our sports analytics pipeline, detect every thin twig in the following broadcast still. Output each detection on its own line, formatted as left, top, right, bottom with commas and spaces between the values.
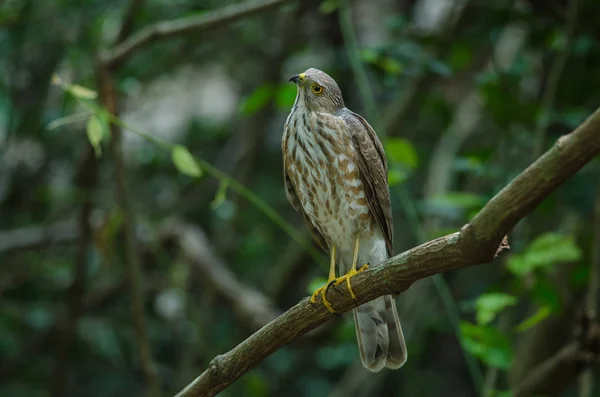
115, 0, 145, 44
579, 174, 600, 396
0, 219, 78, 253
49, 146, 98, 397
174, 107, 600, 397
101, 0, 294, 67
97, 64, 161, 397
531, 0, 578, 159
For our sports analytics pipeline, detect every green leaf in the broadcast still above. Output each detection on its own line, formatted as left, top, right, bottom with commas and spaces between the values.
476, 293, 518, 325
515, 306, 551, 332
239, 84, 273, 116
385, 138, 419, 168
506, 233, 582, 276
531, 278, 562, 313
428, 192, 486, 210
387, 168, 407, 186
210, 180, 229, 210
171, 145, 203, 178
86, 115, 105, 157
360, 48, 379, 64
244, 371, 270, 397
275, 84, 297, 110
380, 57, 403, 75
69, 83, 98, 99
460, 321, 512, 369
319, 0, 339, 14
77, 317, 123, 364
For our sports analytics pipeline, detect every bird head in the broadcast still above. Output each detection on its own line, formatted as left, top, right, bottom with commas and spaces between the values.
288, 68, 345, 113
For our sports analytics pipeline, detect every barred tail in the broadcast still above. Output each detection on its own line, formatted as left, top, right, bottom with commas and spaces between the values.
353, 294, 407, 371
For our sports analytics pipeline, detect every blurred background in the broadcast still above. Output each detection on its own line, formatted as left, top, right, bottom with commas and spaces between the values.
1, 0, 600, 396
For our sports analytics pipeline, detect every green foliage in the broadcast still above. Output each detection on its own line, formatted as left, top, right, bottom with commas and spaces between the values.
460, 322, 512, 369
239, 84, 274, 116
475, 293, 517, 325
171, 145, 203, 178
427, 192, 486, 211
4, 1, 600, 396
210, 180, 229, 210
86, 115, 105, 157
275, 84, 297, 110
506, 233, 582, 276
307, 276, 327, 295
319, 0, 339, 14
77, 317, 123, 365
385, 137, 419, 169
515, 306, 551, 333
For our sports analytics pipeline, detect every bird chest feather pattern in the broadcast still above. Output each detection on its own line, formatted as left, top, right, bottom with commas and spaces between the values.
283, 109, 372, 255
282, 68, 407, 372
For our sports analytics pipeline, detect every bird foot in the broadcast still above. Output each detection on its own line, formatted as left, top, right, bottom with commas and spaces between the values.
334, 263, 369, 301
310, 279, 340, 314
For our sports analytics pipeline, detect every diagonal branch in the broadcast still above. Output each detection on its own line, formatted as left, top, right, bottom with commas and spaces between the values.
100, 0, 294, 67
175, 108, 600, 397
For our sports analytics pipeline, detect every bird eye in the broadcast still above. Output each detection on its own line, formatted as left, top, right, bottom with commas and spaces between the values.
311, 84, 324, 95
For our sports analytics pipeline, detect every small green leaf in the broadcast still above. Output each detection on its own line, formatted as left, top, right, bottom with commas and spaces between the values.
506, 233, 582, 276
460, 321, 512, 369
387, 168, 407, 186
360, 48, 379, 64
86, 115, 104, 157
171, 145, 202, 178
275, 84, 297, 110
515, 306, 551, 332
385, 138, 419, 168
239, 84, 273, 116
475, 293, 518, 325
428, 192, 486, 210
319, 0, 339, 14
69, 84, 98, 99
210, 180, 229, 210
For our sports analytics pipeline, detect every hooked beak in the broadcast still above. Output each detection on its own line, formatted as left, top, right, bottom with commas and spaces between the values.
288, 73, 306, 84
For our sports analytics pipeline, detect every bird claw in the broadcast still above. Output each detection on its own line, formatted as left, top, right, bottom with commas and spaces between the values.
310, 282, 338, 314
334, 263, 369, 301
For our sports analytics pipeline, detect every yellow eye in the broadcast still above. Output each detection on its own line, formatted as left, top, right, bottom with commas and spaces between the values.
311, 84, 324, 95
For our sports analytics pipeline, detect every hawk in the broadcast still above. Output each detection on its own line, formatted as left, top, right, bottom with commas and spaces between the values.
281, 68, 407, 371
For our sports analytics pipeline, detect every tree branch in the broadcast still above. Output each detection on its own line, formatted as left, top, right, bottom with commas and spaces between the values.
158, 219, 336, 339
49, 145, 98, 397
115, 0, 145, 44
158, 219, 279, 330
512, 312, 600, 397
100, 0, 294, 68
0, 219, 77, 254
175, 108, 600, 397
579, 171, 600, 396
97, 64, 161, 397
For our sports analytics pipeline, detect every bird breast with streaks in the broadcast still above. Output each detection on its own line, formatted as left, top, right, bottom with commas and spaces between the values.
283, 109, 373, 254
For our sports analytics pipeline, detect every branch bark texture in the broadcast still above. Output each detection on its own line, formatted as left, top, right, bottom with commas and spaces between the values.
175, 109, 600, 397
101, 0, 294, 67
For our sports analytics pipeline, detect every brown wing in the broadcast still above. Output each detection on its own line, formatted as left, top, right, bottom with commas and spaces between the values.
341, 110, 394, 256
283, 164, 328, 252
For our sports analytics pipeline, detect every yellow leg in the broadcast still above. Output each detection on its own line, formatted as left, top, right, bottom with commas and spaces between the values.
310, 245, 338, 313
334, 237, 369, 300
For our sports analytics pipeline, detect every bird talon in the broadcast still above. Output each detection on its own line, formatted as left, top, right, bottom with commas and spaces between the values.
333, 263, 369, 301
310, 283, 337, 314
326, 280, 342, 295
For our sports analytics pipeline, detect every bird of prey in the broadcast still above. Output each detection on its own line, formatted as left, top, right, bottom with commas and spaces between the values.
281, 68, 407, 371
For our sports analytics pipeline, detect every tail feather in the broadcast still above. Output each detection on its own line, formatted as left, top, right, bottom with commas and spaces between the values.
353, 295, 407, 372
